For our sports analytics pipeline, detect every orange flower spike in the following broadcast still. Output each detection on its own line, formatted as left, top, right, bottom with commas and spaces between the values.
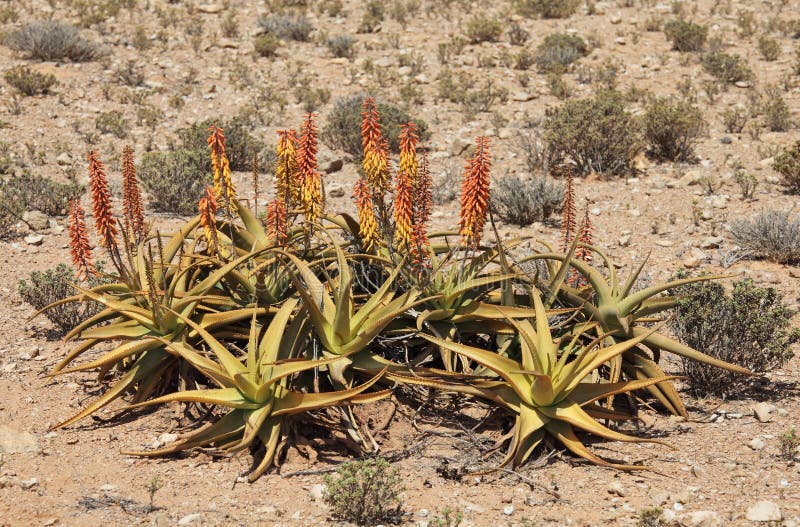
207, 125, 237, 211
560, 168, 577, 252
458, 137, 492, 250
275, 129, 299, 206
87, 150, 118, 251
354, 177, 378, 252
198, 186, 218, 255
296, 113, 323, 222
266, 198, 288, 245
121, 145, 145, 240
68, 199, 95, 281
394, 166, 413, 249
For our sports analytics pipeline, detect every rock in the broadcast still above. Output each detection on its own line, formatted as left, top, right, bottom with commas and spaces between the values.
19, 478, 38, 490
398, 66, 412, 76
683, 257, 701, 269
23, 211, 49, 231
511, 91, 536, 102
178, 513, 203, 525
197, 3, 224, 13
590, 207, 601, 216
734, 80, 753, 89
678, 171, 704, 186
0, 424, 41, 454
327, 182, 346, 198
745, 501, 782, 522
700, 236, 723, 249
608, 481, 626, 497
610, 15, 622, 24
752, 402, 772, 423
24, 234, 44, 246
618, 235, 631, 247
318, 148, 344, 174
691, 465, 708, 479
158, 433, 178, 444
686, 510, 723, 527
655, 239, 674, 247
652, 491, 670, 506
614, 37, 626, 45
502, 505, 514, 516
56, 152, 72, 165
374, 57, 394, 68
309, 483, 327, 500
749, 437, 765, 450
689, 248, 709, 261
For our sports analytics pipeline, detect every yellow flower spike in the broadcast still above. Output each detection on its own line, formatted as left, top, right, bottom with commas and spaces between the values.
275, 129, 299, 208
207, 125, 237, 214
394, 123, 418, 250
296, 113, 323, 223
354, 176, 379, 252
198, 186, 218, 255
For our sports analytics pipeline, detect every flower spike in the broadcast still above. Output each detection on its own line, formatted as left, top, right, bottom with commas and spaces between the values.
458, 137, 491, 250
68, 199, 95, 281
87, 150, 118, 252
296, 113, 323, 223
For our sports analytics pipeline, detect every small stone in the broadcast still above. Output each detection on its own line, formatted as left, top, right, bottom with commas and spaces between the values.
24, 234, 44, 246
23, 210, 50, 231
100, 483, 117, 492
502, 505, 514, 516
615, 37, 626, 45
374, 57, 394, 68
745, 501, 782, 522
56, 152, 72, 165
0, 424, 41, 454
417, 509, 429, 517
752, 402, 772, 423
655, 240, 674, 247
327, 182, 345, 198
749, 437, 765, 450
309, 483, 326, 500
20, 478, 38, 490
608, 481, 626, 497
511, 91, 536, 102
686, 510, 723, 527
158, 433, 178, 444
590, 207, 601, 216
398, 66, 412, 76
197, 3, 224, 13
178, 513, 203, 525
691, 465, 707, 479
700, 236, 723, 249
610, 15, 622, 24
683, 257, 701, 269
652, 491, 670, 506
734, 80, 753, 89
618, 235, 631, 247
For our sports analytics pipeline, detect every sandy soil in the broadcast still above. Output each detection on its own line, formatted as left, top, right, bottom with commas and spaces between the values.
1, 0, 800, 525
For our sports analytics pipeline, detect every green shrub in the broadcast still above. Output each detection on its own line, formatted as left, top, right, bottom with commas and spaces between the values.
638, 508, 667, 527
762, 85, 792, 132
772, 141, 800, 192
643, 97, 707, 162
663, 19, 707, 52
325, 34, 356, 58
721, 106, 748, 133
323, 458, 403, 525
702, 51, 753, 84
437, 70, 509, 118
757, 35, 780, 61
254, 33, 280, 57
3, 66, 57, 96
138, 149, 208, 214
508, 22, 530, 45
543, 90, 642, 177
493, 173, 563, 226
779, 428, 800, 461
258, 14, 314, 41
514, 0, 580, 18
174, 115, 267, 172
95, 110, 129, 139
322, 95, 429, 156
0, 171, 81, 217
18, 264, 107, 334
671, 276, 799, 397
464, 14, 503, 44
4, 21, 101, 62
731, 210, 800, 264
534, 33, 589, 73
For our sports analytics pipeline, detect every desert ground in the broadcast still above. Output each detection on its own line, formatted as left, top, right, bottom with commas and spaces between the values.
1, 0, 800, 526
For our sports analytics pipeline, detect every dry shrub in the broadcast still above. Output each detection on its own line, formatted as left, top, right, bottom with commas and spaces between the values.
731, 210, 800, 264
5, 21, 101, 61
493, 173, 563, 226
